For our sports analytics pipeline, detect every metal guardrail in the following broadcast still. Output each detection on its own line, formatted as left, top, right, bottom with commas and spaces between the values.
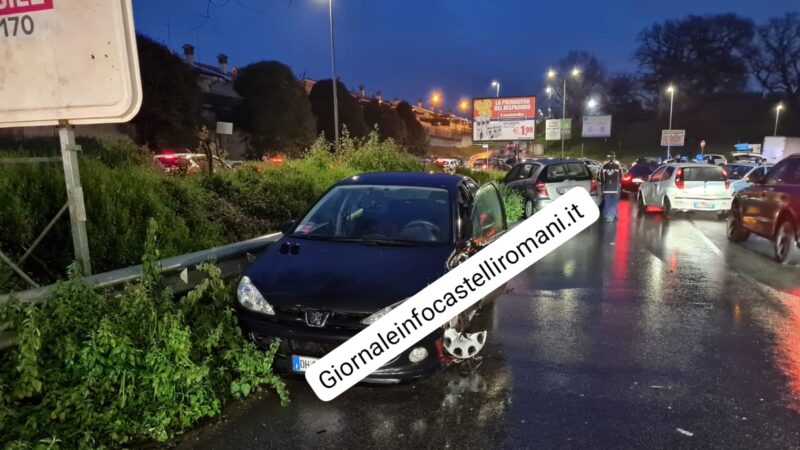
0, 232, 282, 351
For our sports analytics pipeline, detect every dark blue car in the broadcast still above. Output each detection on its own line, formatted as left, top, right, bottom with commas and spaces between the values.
235, 172, 509, 383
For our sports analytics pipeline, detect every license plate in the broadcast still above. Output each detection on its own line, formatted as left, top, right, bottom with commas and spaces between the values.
692, 201, 715, 209
633, 178, 643, 183
292, 355, 318, 372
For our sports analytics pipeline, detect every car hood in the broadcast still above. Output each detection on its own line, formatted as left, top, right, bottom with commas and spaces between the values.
246, 237, 454, 314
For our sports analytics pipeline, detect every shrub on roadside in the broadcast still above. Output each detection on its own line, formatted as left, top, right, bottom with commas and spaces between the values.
496, 184, 524, 224
0, 222, 288, 449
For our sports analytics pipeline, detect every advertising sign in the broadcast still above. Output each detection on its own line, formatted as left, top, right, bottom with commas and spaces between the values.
0, 0, 141, 127
545, 119, 572, 141
661, 130, 686, 147
582, 115, 612, 138
473, 96, 536, 142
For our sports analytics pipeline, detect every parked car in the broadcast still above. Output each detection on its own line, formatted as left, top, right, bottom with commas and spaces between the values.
472, 158, 489, 171
236, 172, 509, 382
621, 162, 659, 194
723, 163, 774, 193
502, 159, 600, 218
153, 152, 232, 174
731, 152, 767, 164
489, 158, 511, 171
728, 154, 800, 264
637, 163, 732, 218
633, 156, 660, 166
703, 154, 728, 166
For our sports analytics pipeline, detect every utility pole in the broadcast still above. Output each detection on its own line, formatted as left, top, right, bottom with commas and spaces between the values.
327, 0, 340, 149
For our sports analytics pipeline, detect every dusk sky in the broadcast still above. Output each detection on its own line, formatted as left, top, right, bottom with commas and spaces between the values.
133, 0, 793, 111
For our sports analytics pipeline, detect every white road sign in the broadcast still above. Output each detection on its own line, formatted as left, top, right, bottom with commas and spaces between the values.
0, 0, 142, 127
582, 115, 612, 138
546, 119, 572, 141
661, 130, 686, 147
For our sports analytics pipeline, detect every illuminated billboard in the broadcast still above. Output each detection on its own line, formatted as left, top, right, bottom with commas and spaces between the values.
473, 96, 536, 142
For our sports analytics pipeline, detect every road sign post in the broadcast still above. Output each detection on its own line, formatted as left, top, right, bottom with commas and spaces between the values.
58, 124, 91, 274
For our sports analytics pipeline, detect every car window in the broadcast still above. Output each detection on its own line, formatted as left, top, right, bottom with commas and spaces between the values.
683, 166, 725, 181
504, 166, 521, 182
471, 185, 506, 244
771, 159, 800, 185
724, 165, 752, 180
664, 166, 675, 179
629, 164, 656, 176
294, 185, 452, 243
542, 163, 591, 182
649, 166, 667, 182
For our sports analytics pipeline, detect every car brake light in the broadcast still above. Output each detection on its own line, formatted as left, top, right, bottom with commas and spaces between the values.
535, 180, 549, 197
590, 178, 597, 193
675, 167, 684, 190
623, 173, 632, 182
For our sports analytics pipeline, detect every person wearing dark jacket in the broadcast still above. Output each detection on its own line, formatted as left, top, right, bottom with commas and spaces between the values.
599, 153, 622, 222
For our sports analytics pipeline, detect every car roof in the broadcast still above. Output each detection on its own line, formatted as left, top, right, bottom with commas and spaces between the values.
335, 172, 468, 189
664, 162, 724, 168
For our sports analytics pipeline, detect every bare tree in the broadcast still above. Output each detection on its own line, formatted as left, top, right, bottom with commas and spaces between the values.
751, 12, 800, 98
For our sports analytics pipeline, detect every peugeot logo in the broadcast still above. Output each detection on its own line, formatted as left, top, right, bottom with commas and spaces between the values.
305, 311, 330, 328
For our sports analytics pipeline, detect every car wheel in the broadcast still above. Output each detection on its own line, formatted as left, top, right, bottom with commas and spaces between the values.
442, 312, 487, 360
637, 194, 646, 216
774, 220, 799, 265
524, 199, 534, 218
727, 207, 750, 243
662, 197, 673, 218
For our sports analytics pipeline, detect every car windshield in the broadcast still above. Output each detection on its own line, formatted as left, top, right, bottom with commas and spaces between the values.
723, 164, 754, 180
629, 164, 657, 176
293, 185, 451, 244
683, 166, 726, 181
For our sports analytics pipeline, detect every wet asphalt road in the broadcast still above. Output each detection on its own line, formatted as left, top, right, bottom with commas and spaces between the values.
173, 198, 800, 449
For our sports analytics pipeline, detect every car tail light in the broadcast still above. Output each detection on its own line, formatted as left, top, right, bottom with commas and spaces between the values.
623, 173, 632, 182
481, 164, 488, 170
535, 180, 549, 197
590, 178, 598, 193
675, 167, 684, 190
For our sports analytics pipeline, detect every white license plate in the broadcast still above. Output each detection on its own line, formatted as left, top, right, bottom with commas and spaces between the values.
292, 355, 318, 372
692, 202, 715, 209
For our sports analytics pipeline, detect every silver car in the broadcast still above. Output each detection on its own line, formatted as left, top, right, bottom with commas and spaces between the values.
637, 163, 732, 218
502, 159, 601, 218
724, 163, 774, 193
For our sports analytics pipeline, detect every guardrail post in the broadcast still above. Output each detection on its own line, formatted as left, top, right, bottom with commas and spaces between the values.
58, 122, 92, 275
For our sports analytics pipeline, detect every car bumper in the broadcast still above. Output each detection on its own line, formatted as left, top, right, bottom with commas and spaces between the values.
671, 197, 732, 211
236, 308, 445, 383
534, 194, 601, 211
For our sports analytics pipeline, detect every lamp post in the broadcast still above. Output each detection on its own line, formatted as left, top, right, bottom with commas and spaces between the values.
774, 103, 784, 136
491, 81, 500, 98
666, 85, 675, 159
326, 0, 340, 149
548, 68, 580, 158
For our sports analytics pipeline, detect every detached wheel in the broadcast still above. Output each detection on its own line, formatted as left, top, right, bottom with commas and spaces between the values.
662, 197, 673, 218
524, 199, 534, 218
727, 207, 750, 243
774, 220, 799, 265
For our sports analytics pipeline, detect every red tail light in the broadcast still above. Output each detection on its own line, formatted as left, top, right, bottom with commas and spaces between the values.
623, 173, 632, 181
675, 167, 684, 190
535, 180, 549, 197
590, 178, 598, 193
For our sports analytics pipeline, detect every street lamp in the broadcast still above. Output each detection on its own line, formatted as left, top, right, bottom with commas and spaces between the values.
430, 92, 442, 112
666, 85, 676, 159
323, 0, 340, 148
491, 81, 500, 98
587, 98, 598, 110
459, 99, 469, 115
775, 103, 785, 136
547, 67, 581, 157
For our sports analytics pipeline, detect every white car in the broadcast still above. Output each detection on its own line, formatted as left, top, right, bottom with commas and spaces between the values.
637, 163, 733, 218
724, 163, 774, 193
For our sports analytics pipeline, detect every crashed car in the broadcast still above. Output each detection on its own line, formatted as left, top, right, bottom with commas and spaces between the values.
236, 172, 509, 383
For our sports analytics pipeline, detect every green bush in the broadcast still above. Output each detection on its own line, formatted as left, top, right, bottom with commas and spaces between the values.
496, 184, 524, 224
0, 222, 288, 449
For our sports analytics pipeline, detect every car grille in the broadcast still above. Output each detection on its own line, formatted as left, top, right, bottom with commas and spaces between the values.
273, 307, 369, 331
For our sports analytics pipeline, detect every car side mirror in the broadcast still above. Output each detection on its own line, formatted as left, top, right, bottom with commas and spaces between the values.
280, 220, 297, 235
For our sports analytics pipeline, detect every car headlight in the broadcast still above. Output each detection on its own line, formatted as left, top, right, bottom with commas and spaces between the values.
361, 298, 408, 325
237, 276, 275, 315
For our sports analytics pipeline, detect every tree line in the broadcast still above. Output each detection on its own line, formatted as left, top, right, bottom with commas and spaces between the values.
132, 35, 429, 158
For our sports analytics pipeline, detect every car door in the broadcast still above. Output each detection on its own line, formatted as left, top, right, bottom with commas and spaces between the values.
471, 184, 508, 247
643, 166, 666, 204
656, 166, 675, 203
505, 163, 533, 192
740, 160, 795, 237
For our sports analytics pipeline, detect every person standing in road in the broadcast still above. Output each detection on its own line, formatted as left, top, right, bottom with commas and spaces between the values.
599, 152, 622, 222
